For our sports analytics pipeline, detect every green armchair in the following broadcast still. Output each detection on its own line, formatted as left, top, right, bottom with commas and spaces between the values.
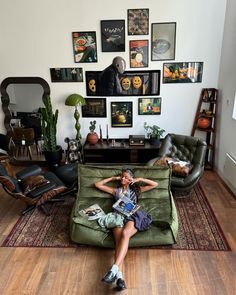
147, 134, 207, 192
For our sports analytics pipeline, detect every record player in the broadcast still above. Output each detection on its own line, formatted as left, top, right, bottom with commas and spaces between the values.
129, 135, 145, 146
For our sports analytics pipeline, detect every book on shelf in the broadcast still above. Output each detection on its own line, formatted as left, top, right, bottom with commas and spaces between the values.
79, 204, 105, 220
112, 196, 140, 217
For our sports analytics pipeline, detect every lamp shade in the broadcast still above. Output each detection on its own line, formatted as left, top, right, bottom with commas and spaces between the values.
65, 93, 86, 107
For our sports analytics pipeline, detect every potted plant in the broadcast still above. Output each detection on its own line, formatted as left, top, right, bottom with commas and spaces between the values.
87, 120, 99, 145
41, 95, 62, 168
144, 122, 165, 146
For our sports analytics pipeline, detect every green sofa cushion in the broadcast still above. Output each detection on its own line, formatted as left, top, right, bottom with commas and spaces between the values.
70, 164, 178, 247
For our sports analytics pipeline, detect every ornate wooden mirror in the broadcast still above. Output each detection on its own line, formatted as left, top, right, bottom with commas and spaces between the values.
0, 77, 50, 164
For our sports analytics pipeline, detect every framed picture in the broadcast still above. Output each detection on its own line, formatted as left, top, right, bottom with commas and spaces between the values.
128, 9, 149, 35
86, 70, 160, 96
163, 62, 204, 83
82, 98, 106, 117
111, 101, 133, 127
101, 20, 125, 52
130, 40, 148, 68
50, 68, 83, 82
72, 31, 97, 63
138, 98, 161, 115
151, 22, 176, 61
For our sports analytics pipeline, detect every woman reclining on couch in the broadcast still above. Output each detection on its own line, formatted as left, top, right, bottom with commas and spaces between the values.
95, 168, 158, 291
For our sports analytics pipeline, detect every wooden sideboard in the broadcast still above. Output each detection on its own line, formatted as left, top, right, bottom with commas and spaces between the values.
83, 139, 160, 164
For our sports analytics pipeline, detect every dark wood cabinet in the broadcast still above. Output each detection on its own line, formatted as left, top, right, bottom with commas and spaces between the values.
83, 139, 160, 164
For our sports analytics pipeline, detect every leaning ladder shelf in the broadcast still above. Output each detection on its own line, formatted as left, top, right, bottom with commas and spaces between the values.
191, 88, 218, 170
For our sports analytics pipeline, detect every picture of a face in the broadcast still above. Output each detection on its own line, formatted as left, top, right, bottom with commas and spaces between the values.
121, 77, 131, 90
132, 76, 142, 89
88, 79, 96, 92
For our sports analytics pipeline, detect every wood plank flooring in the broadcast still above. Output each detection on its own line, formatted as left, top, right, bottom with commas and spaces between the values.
0, 170, 236, 295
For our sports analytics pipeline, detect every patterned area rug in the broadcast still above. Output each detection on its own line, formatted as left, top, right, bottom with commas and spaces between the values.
1, 183, 231, 251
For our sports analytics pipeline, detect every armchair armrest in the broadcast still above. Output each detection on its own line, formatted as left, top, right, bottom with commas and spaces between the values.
16, 165, 42, 180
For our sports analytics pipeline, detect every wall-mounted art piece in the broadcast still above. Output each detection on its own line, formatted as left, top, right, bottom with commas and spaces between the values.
72, 31, 97, 63
130, 40, 148, 68
151, 22, 176, 61
50, 68, 83, 82
111, 101, 133, 127
163, 62, 204, 83
82, 98, 106, 118
128, 8, 149, 35
85, 70, 160, 96
138, 97, 161, 115
101, 20, 125, 52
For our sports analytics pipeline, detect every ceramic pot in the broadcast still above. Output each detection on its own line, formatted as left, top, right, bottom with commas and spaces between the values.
87, 132, 99, 145
197, 117, 211, 129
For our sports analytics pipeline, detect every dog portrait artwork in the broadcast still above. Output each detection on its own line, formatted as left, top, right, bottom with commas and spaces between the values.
64, 138, 81, 164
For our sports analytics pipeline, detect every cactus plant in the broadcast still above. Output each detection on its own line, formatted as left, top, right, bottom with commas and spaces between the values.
41, 95, 59, 151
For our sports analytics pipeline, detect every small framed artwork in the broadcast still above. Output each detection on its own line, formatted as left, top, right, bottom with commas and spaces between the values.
128, 9, 149, 35
101, 20, 125, 52
130, 40, 148, 68
151, 22, 176, 61
138, 98, 161, 115
82, 98, 106, 118
163, 62, 204, 83
50, 68, 83, 82
72, 31, 97, 63
111, 101, 133, 127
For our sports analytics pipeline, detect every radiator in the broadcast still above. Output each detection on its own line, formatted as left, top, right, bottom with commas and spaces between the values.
224, 153, 236, 191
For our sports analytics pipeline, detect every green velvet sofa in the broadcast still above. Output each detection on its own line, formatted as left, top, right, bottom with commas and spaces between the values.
70, 165, 178, 247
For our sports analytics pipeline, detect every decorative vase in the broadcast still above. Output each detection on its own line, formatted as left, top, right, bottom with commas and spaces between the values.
87, 132, 99, 145
197, 117, 211, 129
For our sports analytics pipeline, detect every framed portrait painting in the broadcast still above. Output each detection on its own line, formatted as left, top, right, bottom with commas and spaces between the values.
82, 98, 106, 118
128, 9, 149, 35
72, 31, 97, 63
163, 62, 203, 83
130, 40, 148, 68
151, 22, 176, 61
111, 101, 133, 127
101, 20, 125, 52
138, 98, 161, 115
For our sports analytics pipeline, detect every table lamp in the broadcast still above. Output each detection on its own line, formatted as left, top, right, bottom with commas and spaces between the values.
65, 94, 86, 141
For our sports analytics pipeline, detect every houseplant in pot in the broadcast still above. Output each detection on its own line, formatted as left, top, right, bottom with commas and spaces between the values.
87, 120, 99, 145
41, 95, 62, 168
144, 122, 165, 146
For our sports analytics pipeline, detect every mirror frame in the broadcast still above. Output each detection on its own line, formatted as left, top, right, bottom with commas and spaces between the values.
0, 76, 50, 164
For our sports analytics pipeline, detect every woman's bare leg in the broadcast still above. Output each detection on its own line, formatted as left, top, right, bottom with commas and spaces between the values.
113, 227, 124, 270
114, 221, 137, 268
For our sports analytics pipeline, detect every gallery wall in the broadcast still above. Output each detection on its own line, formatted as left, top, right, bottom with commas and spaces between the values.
0, 0, 227, 148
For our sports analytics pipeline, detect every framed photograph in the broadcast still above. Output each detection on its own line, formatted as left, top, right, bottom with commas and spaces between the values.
151, 22, 176, 61
111, 101, 133, 127
101, 20, 125, 52
86, 70, 160, 96
130, 40, 148, 68
50, 68, 83, 82
82, 98, 106, 117
128, 9, 149, 35
138, 98, 161, 115
163, 62, 204, 83
72, 31, 97, 63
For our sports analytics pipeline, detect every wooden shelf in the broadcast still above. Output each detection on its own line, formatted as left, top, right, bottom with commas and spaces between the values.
191, 88, 218, 170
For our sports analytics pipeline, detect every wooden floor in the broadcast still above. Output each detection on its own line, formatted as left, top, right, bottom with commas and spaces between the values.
0, 169, 236, 295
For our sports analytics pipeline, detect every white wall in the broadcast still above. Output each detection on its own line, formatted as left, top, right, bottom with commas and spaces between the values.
216, 0, 236, 193
0, 0, 227, 149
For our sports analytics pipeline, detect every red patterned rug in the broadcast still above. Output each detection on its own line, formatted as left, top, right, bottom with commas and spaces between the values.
1, 183, 231, 251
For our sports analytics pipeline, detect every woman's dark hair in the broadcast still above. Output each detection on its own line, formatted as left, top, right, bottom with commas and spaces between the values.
121, 168, 141, 200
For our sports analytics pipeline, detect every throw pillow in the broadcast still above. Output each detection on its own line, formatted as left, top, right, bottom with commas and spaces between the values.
154, 157, 193, 177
